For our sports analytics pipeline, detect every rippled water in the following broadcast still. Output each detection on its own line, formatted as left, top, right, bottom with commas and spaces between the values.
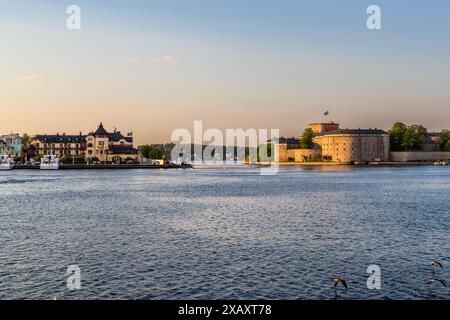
1, 166, 450, 300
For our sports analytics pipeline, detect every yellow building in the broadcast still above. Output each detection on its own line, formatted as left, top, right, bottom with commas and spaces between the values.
30, 134, 86, 157
307, 122, 340, 134
275, 137, 321, 162
30, 123, 138, 162
273, 123, 390, 163
313, 129, 390, 163
85, 123, 138, 162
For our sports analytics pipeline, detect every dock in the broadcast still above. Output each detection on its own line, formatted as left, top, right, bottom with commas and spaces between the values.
12, 163, 192, 170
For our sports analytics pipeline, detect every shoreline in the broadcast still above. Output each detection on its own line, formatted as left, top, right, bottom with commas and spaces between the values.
10, 163, 192, 170
274, 161, 438, 166
4, 162, 444, 171
256, 161, 440, 167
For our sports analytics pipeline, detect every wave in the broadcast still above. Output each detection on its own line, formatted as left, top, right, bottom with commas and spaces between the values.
0, 178, 59, 185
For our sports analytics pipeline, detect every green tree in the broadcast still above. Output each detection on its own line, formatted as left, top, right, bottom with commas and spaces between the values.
60, 155, 71, 164
388, 122, 407, 151
140, 145, 163, 159
444, 141, 450, 152
401, 125, 427, 151
439, 130, 449, 151
256, 143, 272, 162
140, 145, 152, 158
148, 148, 163, 159
299, 128, 314, 149
19, 133, 32, 161
21, 133, 31, 144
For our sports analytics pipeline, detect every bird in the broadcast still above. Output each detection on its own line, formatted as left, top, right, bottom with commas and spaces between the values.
332, 277, 348, 289
431, 261, 443, 269
428, 277, 448, 287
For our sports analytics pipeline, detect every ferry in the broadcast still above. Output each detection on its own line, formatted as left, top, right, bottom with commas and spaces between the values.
40, 155, 60, 170
0, 155, 14, 170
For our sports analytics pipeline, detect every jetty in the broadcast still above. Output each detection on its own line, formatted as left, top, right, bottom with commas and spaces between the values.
12, 163, 192, 170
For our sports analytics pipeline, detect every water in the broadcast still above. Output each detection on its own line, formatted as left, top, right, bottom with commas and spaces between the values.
1, 166, 449, 300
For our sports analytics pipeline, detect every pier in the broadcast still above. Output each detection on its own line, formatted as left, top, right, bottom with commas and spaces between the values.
12, 163, 192, 170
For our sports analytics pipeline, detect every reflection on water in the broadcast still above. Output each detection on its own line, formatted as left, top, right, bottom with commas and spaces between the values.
0, 166, 449, 300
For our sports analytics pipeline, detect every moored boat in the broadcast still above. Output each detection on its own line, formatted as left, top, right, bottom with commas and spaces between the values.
40, 155, 60, 170
0, 155, 14, 170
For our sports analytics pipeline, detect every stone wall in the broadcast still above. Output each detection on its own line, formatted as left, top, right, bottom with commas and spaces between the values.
390, 152, 450, 162
314, 134, 390, 162
287, 149, 321, 162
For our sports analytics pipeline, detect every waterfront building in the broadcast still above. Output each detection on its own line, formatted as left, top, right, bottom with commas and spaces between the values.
313, 128, 390, 163
307, 122, 340, 134
426, 132, 448, 151
273, 122, 390, 163
0, 134, 22, 157
30, 133, 86, 157
30, 123, 138, 162
85, 123, 137, 162
273, 137, 321, 162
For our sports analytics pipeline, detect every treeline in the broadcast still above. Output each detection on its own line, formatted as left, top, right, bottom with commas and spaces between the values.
138, 144, 179, 160
139, 144, 250, 161
388, 122, 450, 151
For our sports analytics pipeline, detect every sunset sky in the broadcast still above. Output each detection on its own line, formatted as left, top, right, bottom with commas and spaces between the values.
1, 0, 450, 144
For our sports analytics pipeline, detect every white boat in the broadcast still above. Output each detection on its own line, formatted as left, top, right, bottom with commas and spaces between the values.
0, 155, 14, 170
40, 155, 60, 170
434, 160, 448, 166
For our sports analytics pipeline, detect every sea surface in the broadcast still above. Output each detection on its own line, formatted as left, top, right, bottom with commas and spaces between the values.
1, 166, 449, 300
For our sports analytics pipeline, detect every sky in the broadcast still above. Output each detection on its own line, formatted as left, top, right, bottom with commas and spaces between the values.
1, 0, 450, 144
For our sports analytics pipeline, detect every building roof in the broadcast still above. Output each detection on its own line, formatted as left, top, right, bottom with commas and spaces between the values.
270, 137, 300, 145
308, 121, 339, 126
428, 131, 449, 137
316, 129, 388, 136
108, 131, 133, 143
34, 134, 85, 143
94, 122, 109, 136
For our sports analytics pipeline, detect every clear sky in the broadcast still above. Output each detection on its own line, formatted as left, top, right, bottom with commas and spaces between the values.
1, 0, 450, 144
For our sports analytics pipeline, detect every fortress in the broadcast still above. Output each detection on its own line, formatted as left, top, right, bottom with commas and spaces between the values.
276, 122, 390, 163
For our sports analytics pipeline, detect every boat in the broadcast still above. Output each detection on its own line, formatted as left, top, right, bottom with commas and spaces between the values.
434, 160, 448, 166
0, 155, 14, 170
40, 155, 60, 170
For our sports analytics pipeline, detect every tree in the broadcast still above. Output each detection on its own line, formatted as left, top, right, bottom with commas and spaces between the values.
299, 128, 314, 149
401, 125, 427, 151
256, 143, 272, 162
440, 130, 449, 151
19, 133, 33, 161
140, 145, 163, 159
60, 155, 71, 164
388, 122, 407, 151
389, 122, 427, 151
445, 141, 450, 152
148, 148, 163, 160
